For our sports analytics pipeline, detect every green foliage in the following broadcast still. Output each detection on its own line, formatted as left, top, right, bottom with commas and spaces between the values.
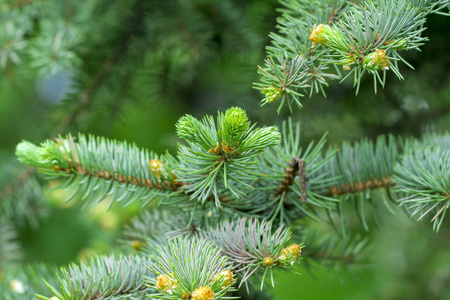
257, 0, 450, 111
394, 146, 450, 231
38, 255, 153, 300
16, 134, 178, 209
146, 237, 235, 300
2, 1, 450, 299
176, 107, 281, 204
203, 218, 299, 290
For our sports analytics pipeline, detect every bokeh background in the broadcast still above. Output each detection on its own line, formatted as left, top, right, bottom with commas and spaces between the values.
1, 0, 450, 299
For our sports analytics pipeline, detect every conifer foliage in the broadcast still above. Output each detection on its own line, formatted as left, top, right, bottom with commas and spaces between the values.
1, 0, 450, 299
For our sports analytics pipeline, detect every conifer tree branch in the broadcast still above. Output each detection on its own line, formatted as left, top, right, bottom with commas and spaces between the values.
257, 0, 450, 112
203, 218, 301, 289
38, 255, 153, 300
16, 134, 181, 208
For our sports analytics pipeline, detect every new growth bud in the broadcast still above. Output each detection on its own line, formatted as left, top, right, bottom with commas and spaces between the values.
192, 286, 215, 300
261, 86, 285, 103
309, 24, 328, 46
220, 107, 250, 152
156, 274, 178, 294
363, 49, 391, 71
277, 244, 302, 266
15, 139, 72, 170
9, 279, 25, 294
131, 240, 145, 251
150, 159, 173, 181
211, 269, 233, 289
263, 257, 274, 267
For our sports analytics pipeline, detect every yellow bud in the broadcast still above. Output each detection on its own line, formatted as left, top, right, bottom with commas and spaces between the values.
150, 159, 167, 180
286, 244, 302, 257
156, 274, 172, 292
262, 86, 284, 103
364, 49, 391, 71
278, 244, 302, 266
211, 269, 233, 289
192, 286, 215, 300
263, 257, 274, 267
221, 141, 237, 154
309, 24, 327, 46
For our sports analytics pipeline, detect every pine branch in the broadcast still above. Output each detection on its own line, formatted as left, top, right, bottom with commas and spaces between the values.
16, 134, 180, 209
38, 255, 153, 300
202, 218, 301, 290
146, 237, 235, 300
272, 157, 307, 202
394, 145, 450, 231
257, 0, 450, 112
176, 107, 281, 204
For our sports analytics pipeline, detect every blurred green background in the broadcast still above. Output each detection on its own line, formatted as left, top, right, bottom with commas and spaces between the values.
1, 0, 450, 299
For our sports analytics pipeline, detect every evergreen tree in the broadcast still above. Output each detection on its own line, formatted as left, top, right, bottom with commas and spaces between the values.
1, 0, 450, 299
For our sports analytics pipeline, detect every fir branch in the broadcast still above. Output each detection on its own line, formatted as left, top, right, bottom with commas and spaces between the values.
176, 107, 281, 204
231, 120, 338, 224
394, 146, 450, 231
146, 237, 235, 300
257, 0, 450, 109
319, 134, 399, 197
203, 218, 300, 290
16, 134, 180, 208
38, 255, 153, 300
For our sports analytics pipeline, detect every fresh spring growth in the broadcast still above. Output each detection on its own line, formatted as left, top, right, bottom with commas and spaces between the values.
16, 139, 71, 170
385, 38, 407, 50
263, 257, 274, 268
261, 86, 285, 104
210, 269, 234, 290
175, 107, 281, 203
192, 286, 215, 300
309, 24, 327, 46
219, 107, 250, 153
309, 24, 346, 51
277, 244, 302, 266
155, 274, 178, 294
363, 49, 391, 71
